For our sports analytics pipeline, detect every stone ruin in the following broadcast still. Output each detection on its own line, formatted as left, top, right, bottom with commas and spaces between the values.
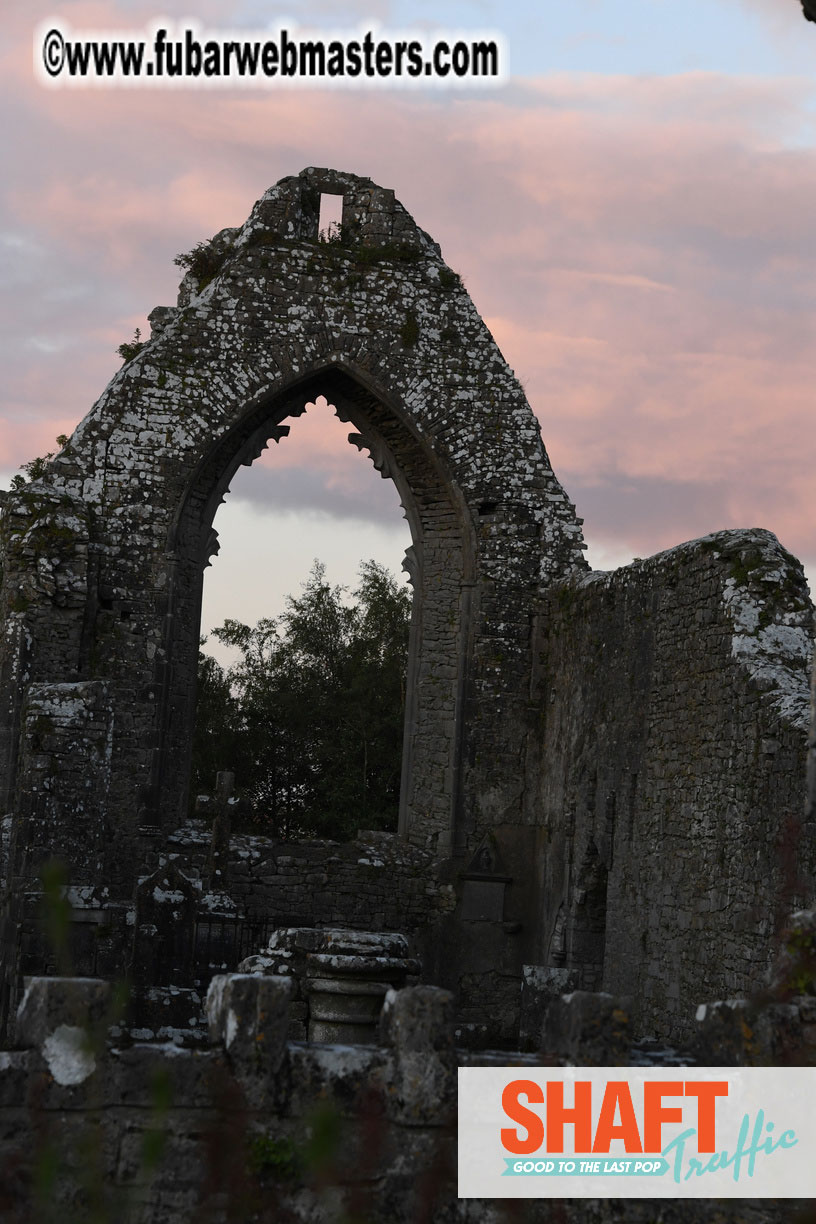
0, 168, 813, 1220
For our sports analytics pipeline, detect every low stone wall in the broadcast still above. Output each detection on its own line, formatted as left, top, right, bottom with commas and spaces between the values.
0, 975, 804, 1224
534, 528, 814, 1043
167, 822, 456, 936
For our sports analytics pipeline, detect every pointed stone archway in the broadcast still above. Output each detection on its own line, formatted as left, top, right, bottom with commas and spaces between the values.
1, 169, 812, 1049
0, 167, 587, 905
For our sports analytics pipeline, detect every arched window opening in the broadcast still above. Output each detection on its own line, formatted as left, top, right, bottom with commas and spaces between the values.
190, 396, 413, 842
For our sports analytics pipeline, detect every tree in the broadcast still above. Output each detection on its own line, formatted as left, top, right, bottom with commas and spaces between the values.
190, 560, 412, 841
188, 648, 240, 799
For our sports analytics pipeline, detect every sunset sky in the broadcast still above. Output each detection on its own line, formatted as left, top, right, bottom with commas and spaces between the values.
2, 1, 814, 663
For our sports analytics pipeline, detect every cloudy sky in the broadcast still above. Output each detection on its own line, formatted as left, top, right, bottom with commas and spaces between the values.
2, 0, 814, 662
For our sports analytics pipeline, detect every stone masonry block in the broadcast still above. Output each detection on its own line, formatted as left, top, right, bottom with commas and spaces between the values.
15, 976, 112, 1049
380, 984, 455, 1053
693, 995, 816, 1066
15, 976, 112, 1087
380, 986, 455, 1125
205, 973, 293, 1072
541, 990, 630, 1065
519, 966, 579, 1051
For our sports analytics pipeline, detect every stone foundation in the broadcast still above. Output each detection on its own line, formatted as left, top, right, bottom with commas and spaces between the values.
0, 974, 807, 1224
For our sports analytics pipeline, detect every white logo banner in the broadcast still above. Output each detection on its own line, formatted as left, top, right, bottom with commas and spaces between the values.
458, 1067, 816, 1198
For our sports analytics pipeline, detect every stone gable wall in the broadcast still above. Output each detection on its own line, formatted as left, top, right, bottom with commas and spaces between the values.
0, 168, 586, 932
0, 169, 812, 1059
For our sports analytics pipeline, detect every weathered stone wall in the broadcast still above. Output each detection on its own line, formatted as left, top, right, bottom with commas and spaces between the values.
166, 825, 535, 1047
168, 822, 456, 936
14, 682, 113, 887
0, 489, 90, 814
0, 166, 812, 1061
158, 822, 545, 1048
533, 528, 814, 1042
0, 679, 117, 1026
0, 975, 802, 1224
808, 631, 816, 826
0, 168, 586, 931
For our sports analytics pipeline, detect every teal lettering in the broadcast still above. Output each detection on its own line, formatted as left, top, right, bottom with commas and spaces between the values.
663, 1112, 798, 1185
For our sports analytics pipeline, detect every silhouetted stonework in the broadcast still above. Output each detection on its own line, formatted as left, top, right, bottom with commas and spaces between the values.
0, 974, 810, 1223
0, 168, 813, 1081
534, 528, 814, 1043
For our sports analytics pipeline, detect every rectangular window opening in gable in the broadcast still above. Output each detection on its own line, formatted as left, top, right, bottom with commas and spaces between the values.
319, 192, 344, 241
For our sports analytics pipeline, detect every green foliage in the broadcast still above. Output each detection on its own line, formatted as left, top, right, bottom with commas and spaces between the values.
784, 929, 816, 996
247, 1104, 341, 1186
318, 221, 346, 245
247, 1133, 301, 1181
438, 267, 460, 289
8, 434, 69, 490
116, 327, 144, 364
173, 240, 225, 290
192, 560, 411, 840
354, 240, 421, 266
729, 548, 763, 586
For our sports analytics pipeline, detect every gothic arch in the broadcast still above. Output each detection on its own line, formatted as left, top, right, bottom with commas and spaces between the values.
0, 167, 586, 902
156, 360, 477, 845
5, 168, 802, 1046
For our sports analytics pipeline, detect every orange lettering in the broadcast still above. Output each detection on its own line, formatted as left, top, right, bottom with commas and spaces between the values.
592, 1081, 643, 1153
643, 1082, 684, 1152
501, 1079, 545, 1154
683, 1081, 728, 1153
546, 1080, 593, 1153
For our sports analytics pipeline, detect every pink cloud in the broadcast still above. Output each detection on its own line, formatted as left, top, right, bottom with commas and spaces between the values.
2, 10, 815, 572
254, 398, 370, 475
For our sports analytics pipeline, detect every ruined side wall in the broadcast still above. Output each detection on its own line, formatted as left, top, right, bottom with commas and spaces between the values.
534, 529, 814, 1042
